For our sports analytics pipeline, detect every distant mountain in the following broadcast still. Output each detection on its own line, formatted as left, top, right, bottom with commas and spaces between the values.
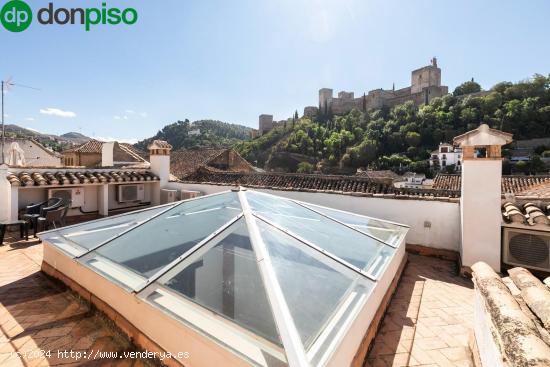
59, 132, 90, 144
3, 124, 91, 152
135, 119, 252, 151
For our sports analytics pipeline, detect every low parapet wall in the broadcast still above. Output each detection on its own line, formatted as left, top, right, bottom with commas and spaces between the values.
168, 182, 461, 252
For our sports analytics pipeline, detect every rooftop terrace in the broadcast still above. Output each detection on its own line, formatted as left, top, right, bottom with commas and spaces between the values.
0, 224, 475, 366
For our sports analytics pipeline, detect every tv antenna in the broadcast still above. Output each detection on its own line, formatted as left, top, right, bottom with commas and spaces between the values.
1, 77, 41, 164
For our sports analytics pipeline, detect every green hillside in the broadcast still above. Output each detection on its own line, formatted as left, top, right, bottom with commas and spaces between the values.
235, 74, 550, 175
135, 119, 252, 151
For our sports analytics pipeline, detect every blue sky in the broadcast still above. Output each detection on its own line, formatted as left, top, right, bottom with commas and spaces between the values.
1, 0, 549, 143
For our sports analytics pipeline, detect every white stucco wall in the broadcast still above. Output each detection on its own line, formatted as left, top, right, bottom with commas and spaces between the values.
150, 155, 170, 188
0, 164, 12, 222
167, 182, 461, 251
461, 160, 502, 270
15, 182, 158, 218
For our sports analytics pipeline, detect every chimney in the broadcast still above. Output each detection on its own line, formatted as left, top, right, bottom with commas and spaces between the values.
454, 124, 513, 272
101, 142, 114, 167
148, 140, 172, 188
0, 164, 10, 221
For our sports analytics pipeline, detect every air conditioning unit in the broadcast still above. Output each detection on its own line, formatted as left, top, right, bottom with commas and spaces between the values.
48, 188, 84, 208
181, 190, 202, 200
161, 189, 177, 204
117, 184, 145, 203
503, 227, 550, 272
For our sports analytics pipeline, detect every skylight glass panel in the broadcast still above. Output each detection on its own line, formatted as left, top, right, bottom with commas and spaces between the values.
302, 203, 408, 247
82, 192, 242, 288
41, 205, 172, 257
147, 218, 285, 364
246, 191, 395, 277
256, 220, 374, 362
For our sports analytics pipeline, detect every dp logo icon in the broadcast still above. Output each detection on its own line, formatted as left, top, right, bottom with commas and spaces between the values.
1, 0, 32, 32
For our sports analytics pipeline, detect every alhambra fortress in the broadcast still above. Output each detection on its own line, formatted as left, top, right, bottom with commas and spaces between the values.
256, 57, 449, 135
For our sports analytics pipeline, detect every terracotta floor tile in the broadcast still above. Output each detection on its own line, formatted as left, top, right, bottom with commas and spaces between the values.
367, 254, 474, 366
0, 238, 147, 366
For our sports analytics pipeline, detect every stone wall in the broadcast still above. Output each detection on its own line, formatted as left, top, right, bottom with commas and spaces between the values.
310, 60, 449, 118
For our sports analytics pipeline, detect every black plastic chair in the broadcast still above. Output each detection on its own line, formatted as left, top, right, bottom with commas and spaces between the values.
23, 197, 63, 236
37, 199, 72, 231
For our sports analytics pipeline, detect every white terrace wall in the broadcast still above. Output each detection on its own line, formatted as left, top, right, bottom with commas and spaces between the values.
12, 182, 159, 220
168, 182, 461, 251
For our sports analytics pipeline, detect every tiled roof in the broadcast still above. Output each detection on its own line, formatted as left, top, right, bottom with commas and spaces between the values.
356, 170, 401, 181
171, 149, 235, 178
6, 170, 159, 187
147, 140, 172, 150
118, 143, 148, 163
63, 139, 104, 153
182, 169, 461, 200
502, 202, 550, 226
514, 181, 550, 199
63, 141, 147, 163
432, 174, 461, 191
433, 173, 550, 194
472, 263, 550, 367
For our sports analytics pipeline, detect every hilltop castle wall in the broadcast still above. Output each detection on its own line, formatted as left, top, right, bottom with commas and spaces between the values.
259, 58, 450, 136
305, 58, 448, 119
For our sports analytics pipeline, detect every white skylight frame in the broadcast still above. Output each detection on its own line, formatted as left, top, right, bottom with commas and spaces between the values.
39, 188, 409, 367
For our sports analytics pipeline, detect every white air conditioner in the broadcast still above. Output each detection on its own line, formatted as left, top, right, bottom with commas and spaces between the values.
48, 187, 84, 208
161, 189, 177, 204
503, 227, 550, 272
117, 184, 145, 203
181, 190, 202, 200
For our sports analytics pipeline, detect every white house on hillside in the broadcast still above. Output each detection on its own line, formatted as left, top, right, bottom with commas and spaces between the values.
429, 143, 462, 171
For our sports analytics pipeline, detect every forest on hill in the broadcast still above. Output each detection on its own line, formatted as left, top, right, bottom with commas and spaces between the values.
235, 74, 550, 174
135, 119, 252, 151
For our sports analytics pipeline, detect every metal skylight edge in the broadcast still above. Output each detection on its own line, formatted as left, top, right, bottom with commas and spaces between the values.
291, 200, 401, 249
74, 190, 231, 259
238, 190, 311, 367
252, 212, 378, 282
38, 201, 178, 237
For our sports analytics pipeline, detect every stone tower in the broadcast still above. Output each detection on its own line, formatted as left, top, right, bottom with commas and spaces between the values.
259, 114, 274, 135
454, 124, 513, 271
411, 58, 442, 94
319, 88, 333, 114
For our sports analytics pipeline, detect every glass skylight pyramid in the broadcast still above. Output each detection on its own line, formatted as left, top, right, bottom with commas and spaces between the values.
40, 189, 408, 366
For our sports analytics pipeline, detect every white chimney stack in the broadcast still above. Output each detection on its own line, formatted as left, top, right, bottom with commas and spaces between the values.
101, 142, 115, 167
147, 140, 172, 189
454, 124, 513, 272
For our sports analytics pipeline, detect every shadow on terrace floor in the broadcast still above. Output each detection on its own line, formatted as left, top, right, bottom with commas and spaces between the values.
0, 232, 152, 367
366, 254, 475, 367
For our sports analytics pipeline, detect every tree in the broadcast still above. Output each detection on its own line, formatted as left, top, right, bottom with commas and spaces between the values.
515, 161, 529, 174
297, 161, 314, 174
453, 80, 482, 96
405, 131, 421, 147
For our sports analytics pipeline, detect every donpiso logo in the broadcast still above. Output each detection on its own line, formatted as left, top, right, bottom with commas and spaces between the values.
1, 0, 32, 32
1, 0, 138, 32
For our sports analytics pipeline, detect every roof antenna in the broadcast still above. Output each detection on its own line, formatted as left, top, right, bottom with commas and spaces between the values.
1, 77, 41, 164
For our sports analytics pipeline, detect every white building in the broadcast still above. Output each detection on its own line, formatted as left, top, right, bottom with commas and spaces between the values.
0, 140, 176, 222
2, 138, 62, 167
393, 172, 432, 189
429, 143, 462, 171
